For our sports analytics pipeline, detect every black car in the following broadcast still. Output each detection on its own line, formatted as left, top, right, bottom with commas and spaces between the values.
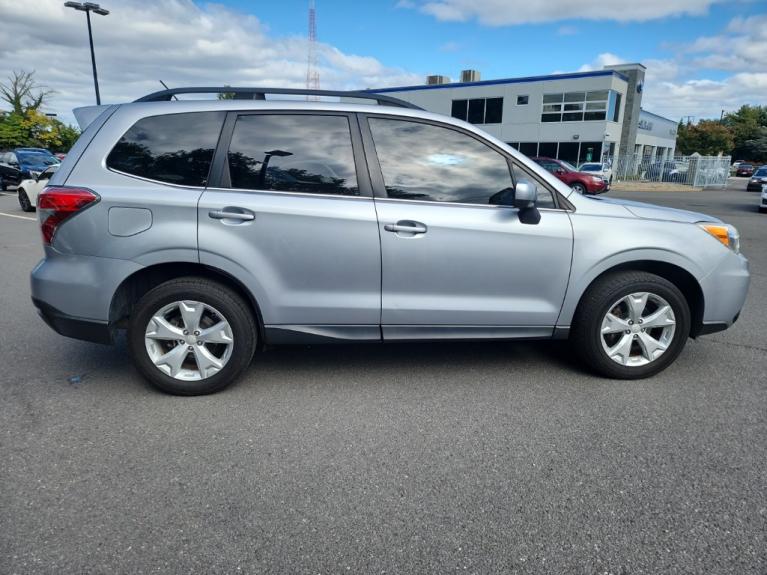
746, 166, 767, 191
0, 149, 60, 190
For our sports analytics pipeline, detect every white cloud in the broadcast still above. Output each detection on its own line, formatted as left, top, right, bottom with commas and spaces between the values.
0, 0, 421, 125
556, 25, 578, 36
577, 53, 627, 72
411, 0, 728, 25
686, 14, 767, 71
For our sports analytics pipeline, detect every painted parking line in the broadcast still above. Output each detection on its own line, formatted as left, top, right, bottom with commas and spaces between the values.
0, 212, 36, 221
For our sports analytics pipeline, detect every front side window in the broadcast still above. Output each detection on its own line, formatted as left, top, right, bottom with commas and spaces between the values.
107, 112, 225, 186
227, 114, 359, 196
368, 117, 513, 205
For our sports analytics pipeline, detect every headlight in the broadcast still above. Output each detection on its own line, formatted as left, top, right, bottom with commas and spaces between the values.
698, 223, 740, 254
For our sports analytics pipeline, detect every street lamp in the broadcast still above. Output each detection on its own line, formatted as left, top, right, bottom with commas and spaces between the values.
64, 2, 109, 105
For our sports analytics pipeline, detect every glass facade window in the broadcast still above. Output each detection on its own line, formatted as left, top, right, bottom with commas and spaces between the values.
450, 97, 504, 124
540, 90, 619, 123
516, 95, 529, 105
519, 142, 538, 156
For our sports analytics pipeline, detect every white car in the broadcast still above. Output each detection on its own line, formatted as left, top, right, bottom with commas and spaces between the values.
578, 161, 613, 186
760, 184, 767, 214
17, 164, 57, 212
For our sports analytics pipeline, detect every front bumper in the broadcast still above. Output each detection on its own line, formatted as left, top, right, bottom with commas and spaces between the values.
696, 251, 750, 335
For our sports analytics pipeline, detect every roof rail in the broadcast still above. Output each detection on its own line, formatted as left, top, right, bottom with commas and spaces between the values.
133, 87, 423, 110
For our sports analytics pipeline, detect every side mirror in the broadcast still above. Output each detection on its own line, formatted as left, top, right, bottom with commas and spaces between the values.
513, 181, 537, 209
513, 181, 541, 225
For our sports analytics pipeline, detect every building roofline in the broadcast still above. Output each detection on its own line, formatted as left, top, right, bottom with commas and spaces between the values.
640, 108, 677, 124
366, 70, 629, 94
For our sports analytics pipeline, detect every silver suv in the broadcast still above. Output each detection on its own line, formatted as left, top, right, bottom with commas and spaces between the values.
31, 87, 750, 395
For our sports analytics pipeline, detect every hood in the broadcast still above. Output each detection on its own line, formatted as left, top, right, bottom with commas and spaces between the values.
588, 196, 721, 224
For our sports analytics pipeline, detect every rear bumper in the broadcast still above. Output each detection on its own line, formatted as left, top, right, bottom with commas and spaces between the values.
32, 298, 112, 344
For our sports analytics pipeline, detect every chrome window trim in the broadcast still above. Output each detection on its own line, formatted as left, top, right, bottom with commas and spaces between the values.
203, 186, 371, 201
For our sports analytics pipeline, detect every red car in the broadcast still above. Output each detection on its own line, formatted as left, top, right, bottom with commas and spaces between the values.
531, 157, 608, 194
736, 163, 755, 177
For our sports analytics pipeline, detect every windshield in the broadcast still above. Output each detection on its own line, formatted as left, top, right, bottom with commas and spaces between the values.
559, 160, 578, 172
740, 164, 753, 169
580, 164, 601, 172
754, 167, 767, 176
17, 152, 59, 166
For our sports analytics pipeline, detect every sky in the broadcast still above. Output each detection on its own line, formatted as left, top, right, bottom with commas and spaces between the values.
0, 0, 765, 127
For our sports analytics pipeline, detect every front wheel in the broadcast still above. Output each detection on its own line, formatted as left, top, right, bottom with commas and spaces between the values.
571, 271, 691, 379
18, 189, 34, 212
571, 182, 587, 194
127, 277, 257, 395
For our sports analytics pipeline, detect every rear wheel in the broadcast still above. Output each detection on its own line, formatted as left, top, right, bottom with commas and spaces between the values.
572, 182, 587, 194
572, 271, 691, 379
127, 277, 257, 395
0, 176, 7, 191
18, 189, 34, 212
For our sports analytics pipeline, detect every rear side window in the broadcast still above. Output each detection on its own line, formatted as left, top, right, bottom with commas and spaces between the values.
107, 112, 225, 186
226, 114, 359, 196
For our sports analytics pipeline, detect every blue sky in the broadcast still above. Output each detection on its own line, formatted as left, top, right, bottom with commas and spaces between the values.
221, 0, 753, 85
1, 0, 765, 124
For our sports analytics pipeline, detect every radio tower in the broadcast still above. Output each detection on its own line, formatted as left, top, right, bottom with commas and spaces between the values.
306, 0, 320, 99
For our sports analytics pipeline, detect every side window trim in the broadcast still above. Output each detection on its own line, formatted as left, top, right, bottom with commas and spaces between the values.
358, 112, 565, 210
207, 110, 373, 198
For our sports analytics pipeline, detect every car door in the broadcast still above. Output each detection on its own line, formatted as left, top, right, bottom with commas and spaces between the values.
360, 114, 573, 340
197, 111, 382, 342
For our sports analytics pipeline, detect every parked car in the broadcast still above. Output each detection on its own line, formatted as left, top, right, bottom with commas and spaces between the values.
760, 185, 767, 214
736, 163, 755, 177
531, 157, 607, 194
747, 166, 767, 191
644, 160, 689, 183
0, 148, 60, 190
17, 164, 58, 212
578, 161, 613, 186
31, 87, 749, 395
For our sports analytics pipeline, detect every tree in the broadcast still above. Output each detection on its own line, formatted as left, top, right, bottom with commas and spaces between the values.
676, 120, 734, 156
723, 105, 767, 160
0, 70, 54, 115
740, 127, 767, 162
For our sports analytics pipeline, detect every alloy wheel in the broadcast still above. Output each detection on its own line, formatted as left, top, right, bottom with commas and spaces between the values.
144, 300, 234, 381
600, 292, 676, 367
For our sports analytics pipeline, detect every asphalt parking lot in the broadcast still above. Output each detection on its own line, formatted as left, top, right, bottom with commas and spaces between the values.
1, 180, 765, 574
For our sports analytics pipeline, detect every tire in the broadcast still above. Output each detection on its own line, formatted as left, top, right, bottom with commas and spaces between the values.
0, 176, 7, 191
127, 277, 257, 395
571, 271, 691, 379
18, 189, 34, 212
572, 182, 587, 194
759, 207, 767, 214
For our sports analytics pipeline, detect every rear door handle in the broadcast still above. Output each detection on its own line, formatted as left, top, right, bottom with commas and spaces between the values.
384, 221, 427, 234
208, 208, 255, 222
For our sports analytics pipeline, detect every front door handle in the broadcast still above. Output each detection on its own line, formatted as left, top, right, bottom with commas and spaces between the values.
384, 221, 427, 234
208, 208, 255, 222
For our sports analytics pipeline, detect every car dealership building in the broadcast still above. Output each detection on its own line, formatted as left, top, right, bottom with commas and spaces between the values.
368, 63, 678, 167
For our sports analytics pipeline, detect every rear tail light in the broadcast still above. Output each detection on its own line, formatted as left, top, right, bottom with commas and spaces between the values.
37, 186, 99, 246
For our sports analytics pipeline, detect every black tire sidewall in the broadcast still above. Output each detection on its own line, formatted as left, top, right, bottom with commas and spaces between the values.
18, 189, 32, 211
574, 273, 691, 379
127, 279, 257, 395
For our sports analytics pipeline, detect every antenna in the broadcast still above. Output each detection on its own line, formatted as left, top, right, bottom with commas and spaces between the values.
306, 0, 320, 100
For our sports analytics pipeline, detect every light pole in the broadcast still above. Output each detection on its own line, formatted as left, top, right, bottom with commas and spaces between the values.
64, 2, 109, 105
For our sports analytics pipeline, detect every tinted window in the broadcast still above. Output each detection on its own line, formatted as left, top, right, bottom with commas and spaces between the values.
451, 99, 468, 121
107, 112, 225, 186
227, 114, 359, 196
467, 99, 485, 124
368, 118, 512, 205
485, 98, 503, 123
517, 95, 529, 105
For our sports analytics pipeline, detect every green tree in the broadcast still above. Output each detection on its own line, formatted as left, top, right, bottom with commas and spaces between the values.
739, 127, 767, 162
676, 120, 734, 156
723, 105, 767, 159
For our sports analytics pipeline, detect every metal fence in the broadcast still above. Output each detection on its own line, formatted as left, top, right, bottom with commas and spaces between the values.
606, 154, 731, 188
